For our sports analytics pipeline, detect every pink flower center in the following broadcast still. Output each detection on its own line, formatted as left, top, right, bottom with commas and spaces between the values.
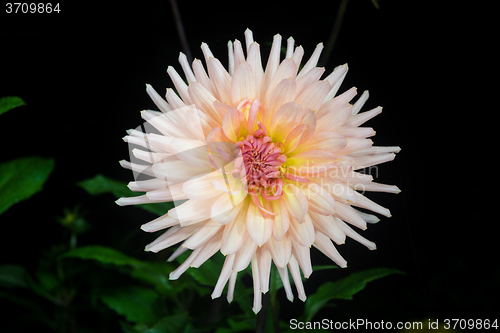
234, 122, 286, 203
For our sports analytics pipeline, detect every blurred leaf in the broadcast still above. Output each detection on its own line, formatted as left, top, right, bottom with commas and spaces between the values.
0, 264, 30, 289
130, 262, 175, 296
371, 0, 380, 9
0, 156, 55, 215
62, 245, 176, 296
100, 286, 165, 325
146, 312, 191, 333
215, 317, 254, 333
77, 174, 174, 215
61, 245, 141, 266
0, 264, 62, 305
0, 96, 25, 116
303, 268, 404, 321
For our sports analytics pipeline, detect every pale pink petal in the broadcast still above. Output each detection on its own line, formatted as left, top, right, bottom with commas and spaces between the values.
227, 271, 237, 303
344, 106, 382, 127
182, 219, 224, 250
352, 90, 369, 115
247, 202, 273, 246
266, 234, 292, 268
296, 42, 323, 80
221, 199, 251, 255
167, 66, 192, 105
211, 191, 246, 225
169, 247, 201, 280
288, 256, 307, 301
334, 202, 367, 230
233, 236, 258, 272
292, 132, 347, 155
188, 81, 222, 124
297, 109, 316, 146
277, 266, 294, 302
296, 67, 325, 97
257, 247, 272, 293
222, 107, 245, 142
308, 211, 346, 245
359, 182, 401, 193
288, 213, 315, 247
270, 199, 290, 241
251, 254, 262, 314
178, 52, 196, 83
168, 196, 219, 226
263, 58, 298, 108
190, 230, 223, 267
295, 80, 330, 112
352, 192, 391, 217
141, 214, 179, 232
231, 62, 256, 105
282, 183, 309, 223
246, 42, 264, 99
211, 253, 235, 299
290, 238, 313, 278
207, 57, 232, 105
313, 231, 347, 268
301, 183, 336, 216
146, 84, 171, 113
337, 138, 373, 155
270, 101, 303, 142
192, 59, 217, 96
264, 78, 297, 128
323, 64, 349, 101
145, 223, 201, 253
352, 153, 396, 170
335, 218, 377, 250
227, 40, 234, 76
262, 34, 282, 98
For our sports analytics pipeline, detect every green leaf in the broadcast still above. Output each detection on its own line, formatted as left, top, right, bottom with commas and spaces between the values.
303, 268, 404, 321
0, 264, 30, 289
0, 156, 55, 215
100, 286, 165, 325
77, 174, 174, 215
0, 96, 26, 116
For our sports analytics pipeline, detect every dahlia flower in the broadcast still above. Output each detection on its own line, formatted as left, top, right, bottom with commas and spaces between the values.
117, 29, 400, 313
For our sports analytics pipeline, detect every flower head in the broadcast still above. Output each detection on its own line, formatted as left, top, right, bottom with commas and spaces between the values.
118, 29, 400, 313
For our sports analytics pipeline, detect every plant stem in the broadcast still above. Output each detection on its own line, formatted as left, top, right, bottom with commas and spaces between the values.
169, 0, 192, 64
320, 0, 351, 67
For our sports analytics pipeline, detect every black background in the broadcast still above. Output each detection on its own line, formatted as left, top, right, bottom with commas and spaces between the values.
0, 0, 492, 330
